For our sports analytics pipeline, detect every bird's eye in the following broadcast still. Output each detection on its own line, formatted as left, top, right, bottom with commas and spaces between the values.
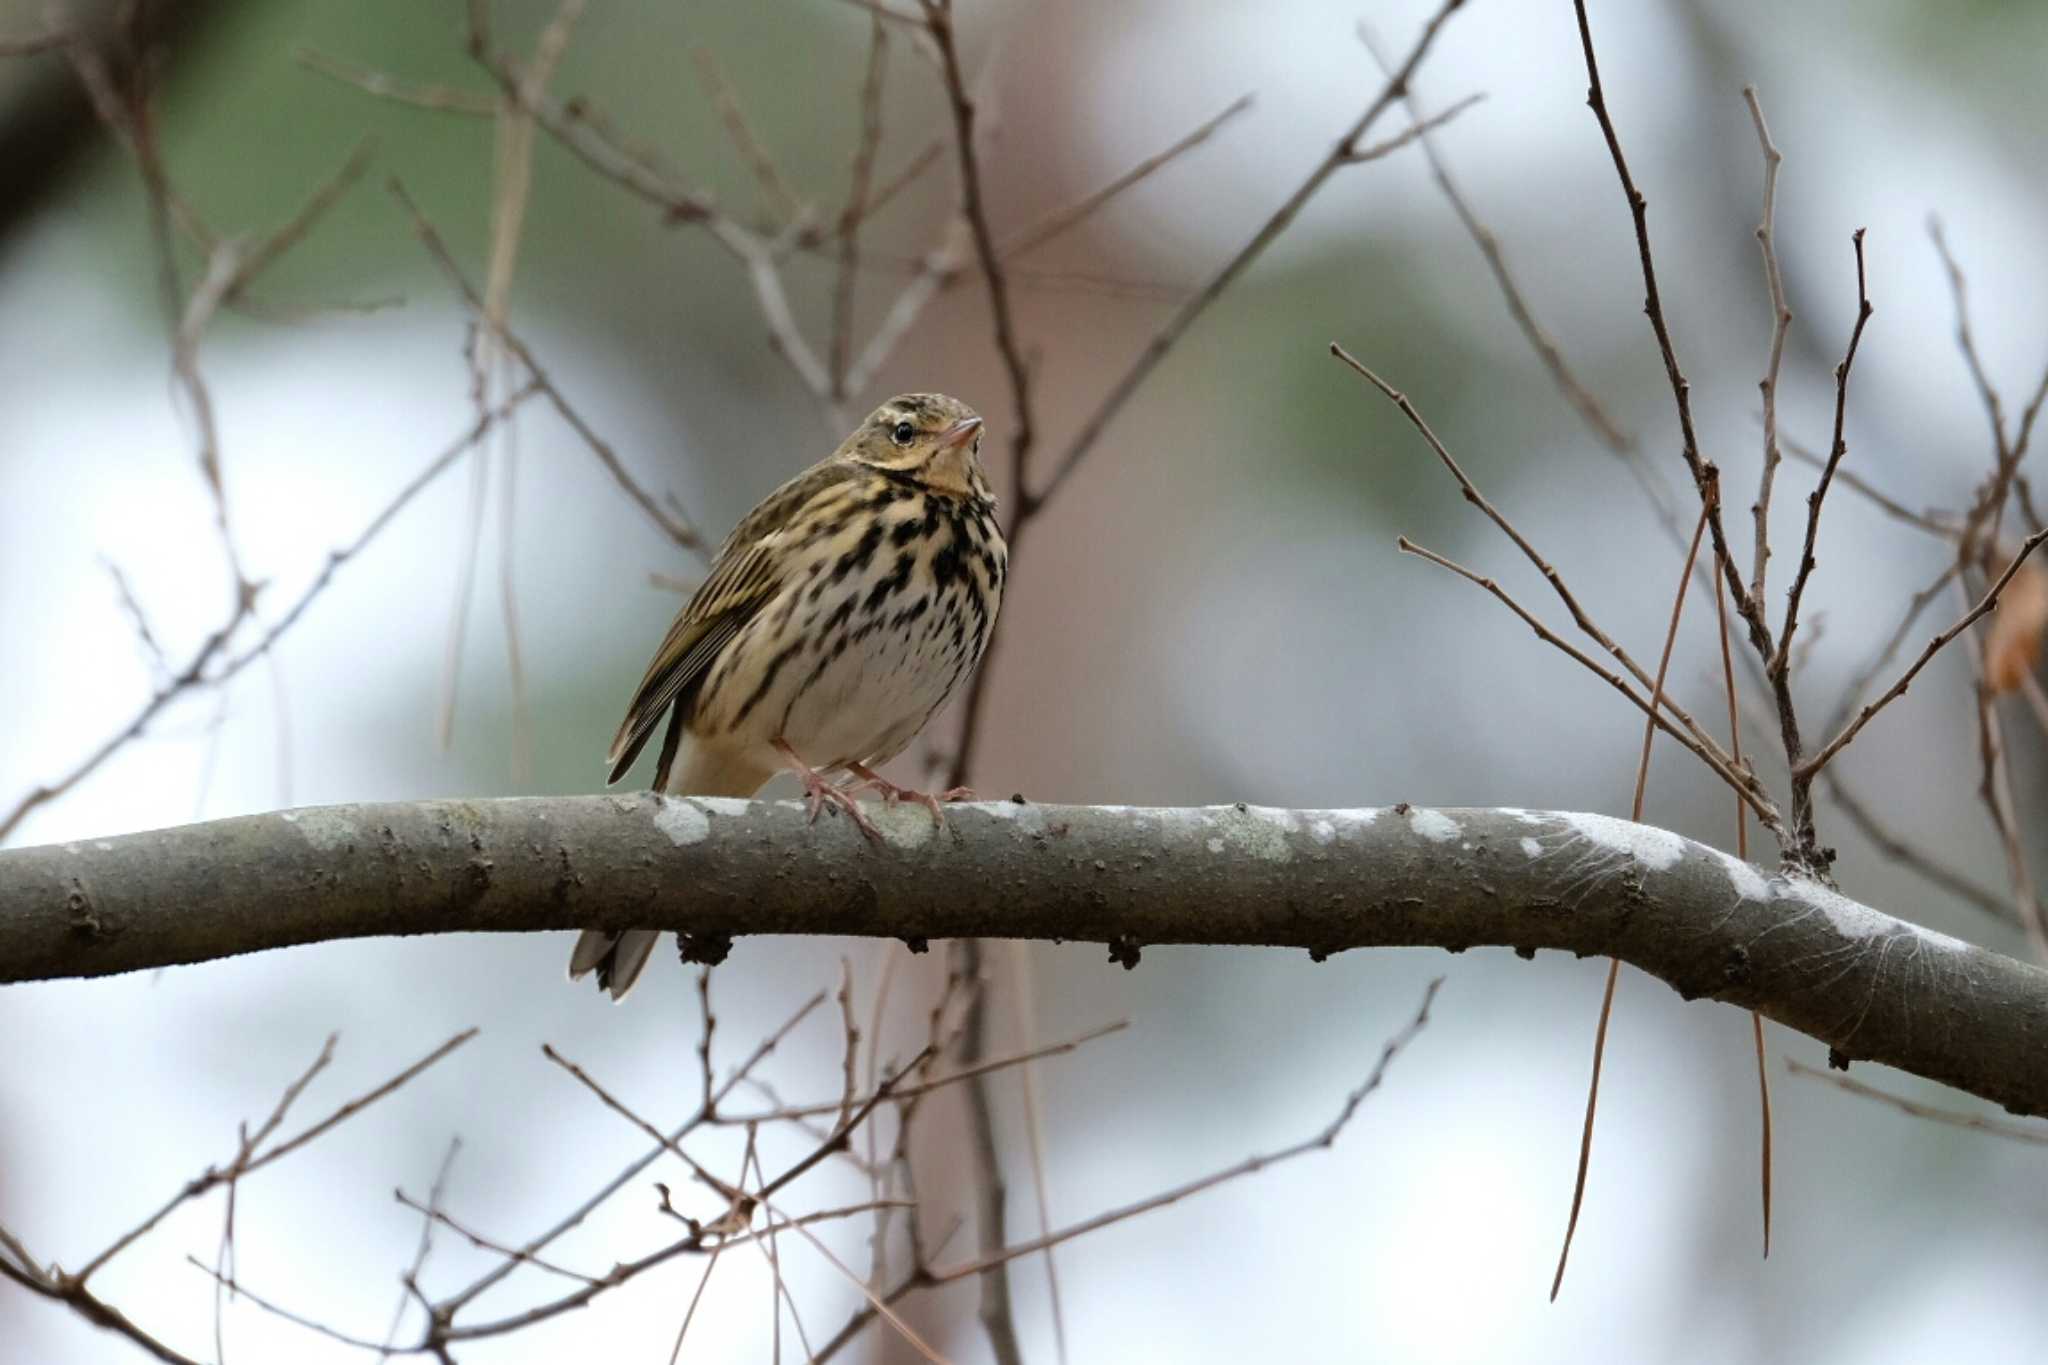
891, 420, 917, 447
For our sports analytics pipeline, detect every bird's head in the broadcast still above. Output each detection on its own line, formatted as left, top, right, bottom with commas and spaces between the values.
840, 393, 990, 503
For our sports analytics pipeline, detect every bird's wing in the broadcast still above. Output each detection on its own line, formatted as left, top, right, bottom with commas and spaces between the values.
605, 461, 861, 783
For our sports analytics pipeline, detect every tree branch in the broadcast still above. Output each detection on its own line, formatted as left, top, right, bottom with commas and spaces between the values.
3, 798, 2044, 1116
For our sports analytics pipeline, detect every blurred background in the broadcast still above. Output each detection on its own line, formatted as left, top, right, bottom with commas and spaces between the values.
4, 0, 2047, 1360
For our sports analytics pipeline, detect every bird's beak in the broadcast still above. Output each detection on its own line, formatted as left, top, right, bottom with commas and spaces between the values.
938, 416, 983, 449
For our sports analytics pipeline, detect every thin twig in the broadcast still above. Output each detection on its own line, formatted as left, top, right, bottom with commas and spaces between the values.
1340, 91, 1484, 164
296, 47, 499, 113
1820, 768, 2022, 928
949, 935, 1021, 1365
1334, 343, 1761, 799
1569, 0, 1766, 669
1775, 229, 1873, 680
836, 957, 861, 1135
1962, 619, 2048, 957
1786, 1057, 2048, 1146
1930, 218, 2010, 478
1742, 86, 1792, 609
932, 978, 1441, 1284
1782, 434, 1955, 538
755, 1191, 951, 1364
999, 93, 1256, 259
69, 1030, 469, 1284
1394, 537, 1778, 825
394, 1189, 598, 1288
221, 388, 541, 678
1819, 559, 1961, 744
1359, 24, 1638, 464
387, 177, 705, 552
437, 989, 825, 1315
691, 46, 802, 224
715, 1018, 1127, 1122
189, 1260, 391, 1353
922, 0, 1036, 497
1005, 939, 1068, 1365
382, 1137, 464, 1353
830, 16, 889, 399
1031, 0, 1470, 513
1799, 525, 2048, 776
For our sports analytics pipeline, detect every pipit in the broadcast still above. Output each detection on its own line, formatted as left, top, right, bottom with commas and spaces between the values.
569, 394, 1007, 998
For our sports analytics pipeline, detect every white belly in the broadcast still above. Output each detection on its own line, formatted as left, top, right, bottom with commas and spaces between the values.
707, 571, 992, 771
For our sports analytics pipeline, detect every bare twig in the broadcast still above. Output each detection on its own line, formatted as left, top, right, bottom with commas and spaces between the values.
0, 1254, 207, 1365
1031, 0, 1470, 514
691, 46, 802, 224
1787, 1057, 2048, 1146
1930, 218, 2010, 475
1340, 91, 1484, 164
1570, 0, 1773, 697
836, 957, 861, 1135
189, 1259, 392, 1354
1782, 434, 1954, 538
437, 1039, 930, 1348
999, 92, 1255, 259
922, 1, 1036, 494
437, 989, 825, 1315
1775, 229, 1873, 680
1334, 343, 1773, 820
1819, 559, 1961, 744
0, 603, 246, 844
221, 388, 542, 679
949, 935, 1021, 1365
931, 978, 1440, 1283
859, 139, 945, 224
1394, 537, 1777, 823
1742, 86, 1792, 608
936, 0, 1473, 786
1004, 939, 1068, 1365
297, 47, 499, 114
716, 1018, 1126, 1122
14, 1031, 472, 1363
383, 1137, 464, 1352
245, 1030, 478, 1177
394, 1187, 598, 1288
755, 1191, 951, 1364
1799, 525, 2048, 776
830, 16, 890, 399
1961, 618, 2048, 956
1360, 24, 1638, 465
387, 178, 706, 552
1820, 768, 2021, 928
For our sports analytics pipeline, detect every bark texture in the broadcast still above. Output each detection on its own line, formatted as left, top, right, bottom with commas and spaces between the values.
3, 796, 2044, 1114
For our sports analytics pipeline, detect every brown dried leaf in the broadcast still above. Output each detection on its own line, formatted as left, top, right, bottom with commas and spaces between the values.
1985, 549, 2048, 693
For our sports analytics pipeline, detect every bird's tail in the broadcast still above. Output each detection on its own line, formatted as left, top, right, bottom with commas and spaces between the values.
569, 739, 776, 1001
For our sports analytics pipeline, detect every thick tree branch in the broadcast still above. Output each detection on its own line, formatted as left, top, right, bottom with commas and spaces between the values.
3, 799, 2044, 1115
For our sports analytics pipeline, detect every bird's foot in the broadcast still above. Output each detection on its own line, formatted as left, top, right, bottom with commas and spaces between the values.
846, 765, 976, 825
777, 741, 882, 843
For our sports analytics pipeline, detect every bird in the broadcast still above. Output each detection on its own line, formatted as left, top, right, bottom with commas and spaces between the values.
569, 393, 1007, 999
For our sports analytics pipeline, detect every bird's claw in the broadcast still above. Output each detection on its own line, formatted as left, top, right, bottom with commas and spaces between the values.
846, 767, 976, 826
780, 741, 884, 843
